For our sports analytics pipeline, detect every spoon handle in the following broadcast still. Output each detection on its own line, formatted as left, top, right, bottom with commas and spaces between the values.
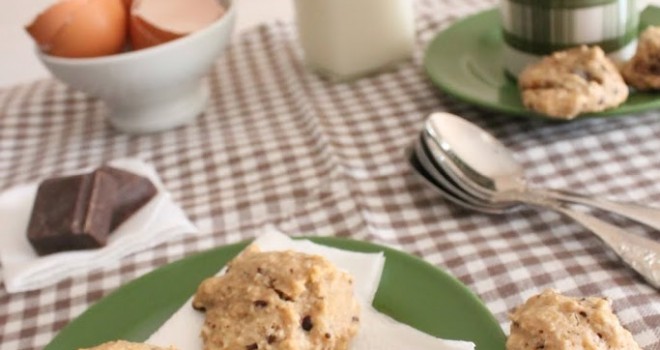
537, 189, 660, 232
555, 206, 660, 289
518, 193, 660, 289
500, 191, 660, 289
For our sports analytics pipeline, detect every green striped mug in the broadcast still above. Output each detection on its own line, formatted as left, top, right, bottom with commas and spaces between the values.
500, 0, 645, 76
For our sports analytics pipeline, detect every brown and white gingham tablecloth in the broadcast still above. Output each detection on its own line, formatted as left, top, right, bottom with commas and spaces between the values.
1, 0, 659, 349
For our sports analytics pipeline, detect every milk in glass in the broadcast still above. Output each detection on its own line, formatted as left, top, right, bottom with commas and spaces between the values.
294, 0, 415, 81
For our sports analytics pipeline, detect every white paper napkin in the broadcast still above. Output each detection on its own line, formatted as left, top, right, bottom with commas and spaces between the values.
147, 229, 475, 350
0, 158, 199, 293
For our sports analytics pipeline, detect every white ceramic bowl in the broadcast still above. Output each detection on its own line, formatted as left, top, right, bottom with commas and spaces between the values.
500, 0, 642, 77
38, 0, 236, 134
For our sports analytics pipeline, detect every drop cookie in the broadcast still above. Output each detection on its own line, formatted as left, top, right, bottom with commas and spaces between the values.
192, 247, 361, 350
506, 290, 641, 350
621, 26, 660, 90
518, 46, 628, 119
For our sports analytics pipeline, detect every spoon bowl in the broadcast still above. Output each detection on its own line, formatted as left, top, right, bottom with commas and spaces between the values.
424, 113, 526, 197
407, 146, 508, 215
413, 135, 513, 212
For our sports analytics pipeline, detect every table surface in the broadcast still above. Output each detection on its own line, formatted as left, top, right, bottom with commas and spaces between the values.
1, 0, 659, 349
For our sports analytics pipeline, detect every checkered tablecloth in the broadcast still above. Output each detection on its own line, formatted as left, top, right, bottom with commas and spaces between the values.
1, 0, 659, 349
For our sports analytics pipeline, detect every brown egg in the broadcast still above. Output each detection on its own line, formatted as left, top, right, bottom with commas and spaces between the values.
26, 0, 88, 51
130, 0, 224, 50
26, 0, 129, 58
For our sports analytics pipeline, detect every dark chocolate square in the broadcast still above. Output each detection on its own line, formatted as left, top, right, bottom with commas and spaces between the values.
95, 166, 158, 231
26, 171, 118, 256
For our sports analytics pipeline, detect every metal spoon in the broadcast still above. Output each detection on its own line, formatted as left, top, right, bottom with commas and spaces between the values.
413, 134, 513, 212
407, 146, 506, 214
423, 112, 660, 288
425, 112, 660, 230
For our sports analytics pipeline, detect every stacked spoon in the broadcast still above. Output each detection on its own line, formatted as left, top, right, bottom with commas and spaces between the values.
409, 112, 660, 289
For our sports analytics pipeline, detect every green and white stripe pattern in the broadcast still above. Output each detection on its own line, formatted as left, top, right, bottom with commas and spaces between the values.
500, 0, 638, 54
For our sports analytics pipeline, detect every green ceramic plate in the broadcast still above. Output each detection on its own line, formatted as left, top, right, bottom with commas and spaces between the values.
45, 237, 506, 350
424, 7, 660, 119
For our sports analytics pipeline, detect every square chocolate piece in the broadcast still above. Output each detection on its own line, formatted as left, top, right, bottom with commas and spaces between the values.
26, 171, 118, 256
95, 166, 158, 231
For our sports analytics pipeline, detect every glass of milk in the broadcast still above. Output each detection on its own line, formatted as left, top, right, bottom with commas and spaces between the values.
294, 0, 416, 82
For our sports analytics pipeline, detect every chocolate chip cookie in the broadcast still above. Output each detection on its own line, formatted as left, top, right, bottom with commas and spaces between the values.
192, 247, 361, 350
621, 26, 660, 90
519, 46, 628, 119
507, 290, 641, 350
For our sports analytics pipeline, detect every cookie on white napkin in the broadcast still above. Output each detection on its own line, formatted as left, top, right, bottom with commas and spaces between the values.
147, 228, 475, 350
0, 158, 198, 293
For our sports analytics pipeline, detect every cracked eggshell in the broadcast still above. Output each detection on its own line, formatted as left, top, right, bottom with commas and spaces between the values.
129, 0, 225, 50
